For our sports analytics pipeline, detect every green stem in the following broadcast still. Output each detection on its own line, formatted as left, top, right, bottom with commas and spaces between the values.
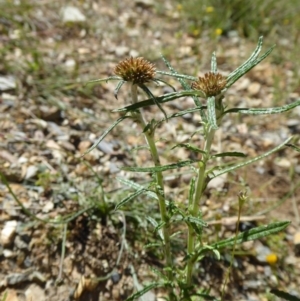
186, 126, 216, 285
185, 100, 225, 288
130, 85, 174, 292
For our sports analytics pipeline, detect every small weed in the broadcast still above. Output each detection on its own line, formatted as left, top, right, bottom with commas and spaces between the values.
84, 37, 300, 300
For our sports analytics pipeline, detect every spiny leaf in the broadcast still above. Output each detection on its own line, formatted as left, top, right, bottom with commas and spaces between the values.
114, 80, 125, 99
226, 42, 275, 88
211, 221, 290, 250
225, 99, 300, 115
211, 52, 217, 73
208, 137, 292, 179
212, 152, 247, 158
171, 143, 206, 155
153, 78, 176, 91
227, 36, 264, 83
188, 177, 196, 207
122, 159, 201, 173
144, 242, 163, 249
115, 188, 146, 210
126, 282, 161, 301
207, 96, 218, 130
139, 83, 168, 120
149, 266, 168, 281
286, 143, 300, 153
270, 289, 300, 301
116, 177, 158, 200
112, 90, 204, 112
156, 70, 197, 81
85, 75, 121, 86
185, 216, 208, 227
156, 106, 207, 126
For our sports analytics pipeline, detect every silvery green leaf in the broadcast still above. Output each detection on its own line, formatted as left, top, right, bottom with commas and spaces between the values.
207, 96, 218, 130
112, 90, 204, 112
211, 221, 290, 250
208, 137, 292, 179
122, 159, 201, 173
115, 188, 146, 210
211, 52, 217, 73
225, 99, 300, 115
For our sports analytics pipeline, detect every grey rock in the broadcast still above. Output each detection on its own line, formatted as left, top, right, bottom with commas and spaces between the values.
60, 6, 86, 23
0, 75, 16, 91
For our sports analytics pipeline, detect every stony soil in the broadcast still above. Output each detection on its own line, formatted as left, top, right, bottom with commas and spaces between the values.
1, 1, 300, 301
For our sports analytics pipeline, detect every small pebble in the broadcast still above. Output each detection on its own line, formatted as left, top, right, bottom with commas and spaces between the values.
1, 220, 18, 246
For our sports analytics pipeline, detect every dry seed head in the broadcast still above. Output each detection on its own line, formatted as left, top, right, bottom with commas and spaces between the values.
114, 57, 156, 84
191, 72, 227, 97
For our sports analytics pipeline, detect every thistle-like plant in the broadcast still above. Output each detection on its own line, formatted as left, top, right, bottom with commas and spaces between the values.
84, 37, 300, 301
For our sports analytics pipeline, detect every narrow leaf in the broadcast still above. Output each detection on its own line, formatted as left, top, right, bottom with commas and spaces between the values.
186, 244, 220, 263
270, 289, 300, 301
211, 52, 217, 73
126, 282, 161, 301
156, 70, 197, 81
81, 116, 130, 157
188, 177, 196, 207
139, 83, 168, 120
112, 90, 205, 112
225, 99, 300, 115
186, 216, 208, 227
155, 221, 166, 232
144, 242, 162, 249
171, 143, 206, 155
212, 152, 247, 158
114, 80, 125, 99
122, 159, 201, 173
226, 44, 275, 88
115, 188, 146, 210
147, 216, 163, 240
286, 143, 300, 153
146, 216, 158, 228
156, 106, 207, 126
116, 177, 158, 200
154, 78, 176, 91
211, 221, 290, 250
209, 137, 292, 179
85, 76, 121, 85
227, 36, 264, 83
170, 230, 183, 239
150, 267, 168, 281
207, 96, 218, 130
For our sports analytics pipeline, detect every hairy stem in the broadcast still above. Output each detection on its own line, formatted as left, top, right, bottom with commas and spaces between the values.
131, 85, 174, 292
186, 126, 216, 285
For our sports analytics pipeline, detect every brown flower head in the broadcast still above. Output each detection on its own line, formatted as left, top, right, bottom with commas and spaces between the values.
114, 57, 156, 85
191, 72, 227, 97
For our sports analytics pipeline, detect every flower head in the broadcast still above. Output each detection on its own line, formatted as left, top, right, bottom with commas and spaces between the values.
114, 57, 156, 85
191, 72, 227, 97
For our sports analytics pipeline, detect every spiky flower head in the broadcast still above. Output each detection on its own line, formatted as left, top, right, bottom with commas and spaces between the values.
114, 57, 156, 85
191, 72, 227, 97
